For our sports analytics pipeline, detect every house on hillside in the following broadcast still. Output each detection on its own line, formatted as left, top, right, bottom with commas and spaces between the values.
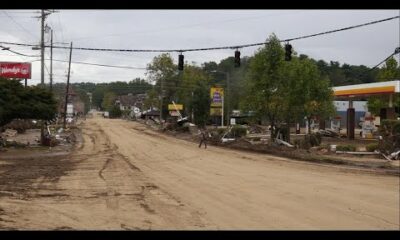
115, 93, 147, 111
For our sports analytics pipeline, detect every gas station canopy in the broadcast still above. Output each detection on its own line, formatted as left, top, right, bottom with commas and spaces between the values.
333, 80, 400, 98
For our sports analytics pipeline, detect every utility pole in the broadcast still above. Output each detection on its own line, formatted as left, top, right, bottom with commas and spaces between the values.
221, 95, 224, 127
226, 72, 230, 126
63, 42, 73, 129
160, 77, 164, 125
40, 10, 45, 87
39, 10, 46, 143
191, 91, 194, 122
50, 29, 53, 92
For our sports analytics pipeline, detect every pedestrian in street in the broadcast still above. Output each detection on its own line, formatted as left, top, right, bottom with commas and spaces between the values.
198, 127, 208, 149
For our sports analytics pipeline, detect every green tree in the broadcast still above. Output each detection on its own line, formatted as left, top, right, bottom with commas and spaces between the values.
146, 53, 179, 118
0, 78, 57, 127
101, 91, 117, 111
143, 88, 160, 110
191, 81, 211, 126
178, 65, 211, 124
284, 57, 335, 135
109, 105, 122, 118
241, 34, 335, 140
368, 57, 400, 116
241, 34, 286, 139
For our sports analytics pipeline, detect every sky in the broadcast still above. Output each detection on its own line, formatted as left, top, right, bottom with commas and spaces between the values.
0, 10, 399, 86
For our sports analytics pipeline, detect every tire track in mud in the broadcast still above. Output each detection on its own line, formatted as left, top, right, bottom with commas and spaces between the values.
0, 117, 213, 229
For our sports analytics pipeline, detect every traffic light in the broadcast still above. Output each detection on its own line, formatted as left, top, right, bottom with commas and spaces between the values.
178, 53, 184, 71
234, 50, 240, 67
285, 43, 292, 61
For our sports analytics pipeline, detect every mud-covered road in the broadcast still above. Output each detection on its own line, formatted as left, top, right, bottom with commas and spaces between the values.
0, 115, 399, 229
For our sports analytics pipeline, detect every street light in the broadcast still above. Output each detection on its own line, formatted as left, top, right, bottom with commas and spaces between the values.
210, 70, 230, 127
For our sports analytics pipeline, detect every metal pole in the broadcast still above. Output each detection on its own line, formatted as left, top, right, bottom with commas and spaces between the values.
160, 77, 164, 125
50, 29, 53, 92
191, 91, 194, 122
63, 42, 73, 129
221, 95, 224, 127
24, 78, 27, 87
226, 72, 230, 126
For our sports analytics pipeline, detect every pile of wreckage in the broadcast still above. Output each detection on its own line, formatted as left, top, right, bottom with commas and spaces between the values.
0, 125, 76, 149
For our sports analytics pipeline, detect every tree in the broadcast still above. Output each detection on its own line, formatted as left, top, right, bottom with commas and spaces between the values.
0, 78, 57, 127
241, 34, 335, 141
101, 91, 117, 111
177, 65, 211, 125
146, 53, 179, 118
109, 105, 122, 118
143, 88, 160, 110
368, 57, 400, 116
92, 85, 107, 110
241, 34, 286, 139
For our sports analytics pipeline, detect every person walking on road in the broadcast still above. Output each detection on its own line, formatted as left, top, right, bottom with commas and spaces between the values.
198, 128, 208, 149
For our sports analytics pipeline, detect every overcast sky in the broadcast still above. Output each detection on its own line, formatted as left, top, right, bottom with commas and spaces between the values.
0, 10, 399, 86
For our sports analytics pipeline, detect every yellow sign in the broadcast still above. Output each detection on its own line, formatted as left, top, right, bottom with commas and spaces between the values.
168, 104, 183, 110
210, 107, 222, 116
210, 87, 224, 107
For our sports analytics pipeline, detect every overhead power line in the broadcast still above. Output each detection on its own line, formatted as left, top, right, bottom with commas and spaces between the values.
0, 16, 398, 53
1, 11, 38, 39
0, 45, 39, 57
370, 51, 398, 71
29, 58, 147, 70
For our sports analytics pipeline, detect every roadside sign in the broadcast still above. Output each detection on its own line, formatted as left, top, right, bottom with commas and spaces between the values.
210, 87, 224, 107
0, 62, 31, 79
168, 104, 183, 110
210, 108, 222, 116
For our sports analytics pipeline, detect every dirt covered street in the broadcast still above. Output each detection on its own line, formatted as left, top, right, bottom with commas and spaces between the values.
0, 115, 399, 230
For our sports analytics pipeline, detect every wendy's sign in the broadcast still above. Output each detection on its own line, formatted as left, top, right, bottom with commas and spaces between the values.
0, 62, 31, 79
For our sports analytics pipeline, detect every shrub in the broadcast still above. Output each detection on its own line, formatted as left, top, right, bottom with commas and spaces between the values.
378, 119, 400, 154
109, 106, 122, 118
294, 133, 322, 150
336, 144, 356, 152
2, 119, 34, 133
231, 125, 247, 138
366, 143, 379, 152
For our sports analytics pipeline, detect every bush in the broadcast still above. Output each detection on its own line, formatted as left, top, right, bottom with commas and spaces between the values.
378, 120, 400, 154
294, 133, 322, 150
109, 106, 122, 118
176, 125, 189, 132
231, 125, 247, 138
210, 128, 226, 138
2, 119, 34, 133
336, 144, 356, 152
366, 143, 379, 152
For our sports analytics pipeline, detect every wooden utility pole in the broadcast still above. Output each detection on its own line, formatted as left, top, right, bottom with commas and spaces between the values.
50, 29, 53, 92
40, 10, 45, 87
160, 77, 164, 125
63, 42, 73, 129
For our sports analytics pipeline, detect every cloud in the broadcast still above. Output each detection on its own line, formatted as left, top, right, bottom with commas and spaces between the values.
1, 10, 398, 84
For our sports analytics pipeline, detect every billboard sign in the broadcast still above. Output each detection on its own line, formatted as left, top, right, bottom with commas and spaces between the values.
0, 62, 31, 79
168, 104, 183, 111
210, 87, 224, 107
210, 107, 222, 116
